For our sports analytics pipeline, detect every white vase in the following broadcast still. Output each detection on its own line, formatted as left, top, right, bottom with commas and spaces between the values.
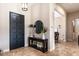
42, 33, 45, 39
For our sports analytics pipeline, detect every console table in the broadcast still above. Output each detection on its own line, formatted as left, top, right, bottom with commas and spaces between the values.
28, 37, 48, 53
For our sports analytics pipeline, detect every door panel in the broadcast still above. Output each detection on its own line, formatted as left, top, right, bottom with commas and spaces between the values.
10, 12, 24, 50
16, 14, 24, 47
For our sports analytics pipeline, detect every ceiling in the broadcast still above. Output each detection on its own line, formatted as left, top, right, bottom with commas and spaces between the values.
57, 3, 79, 13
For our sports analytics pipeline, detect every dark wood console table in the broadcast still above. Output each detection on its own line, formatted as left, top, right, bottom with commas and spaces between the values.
28, 37, 48, 53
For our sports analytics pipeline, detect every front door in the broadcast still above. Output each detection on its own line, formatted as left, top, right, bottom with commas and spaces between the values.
10, 12, 24, 50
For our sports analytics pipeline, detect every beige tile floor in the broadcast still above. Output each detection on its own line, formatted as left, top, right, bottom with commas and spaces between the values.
1, 41, 79, 56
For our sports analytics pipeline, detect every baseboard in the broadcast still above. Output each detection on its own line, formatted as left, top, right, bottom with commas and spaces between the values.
2, 49, 9, 52
25, 44, 28, 47
48, 48, 55, 52
2, 44, 28, 52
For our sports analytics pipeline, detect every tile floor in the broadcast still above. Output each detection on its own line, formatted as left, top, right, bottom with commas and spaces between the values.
1, 41, 79, 56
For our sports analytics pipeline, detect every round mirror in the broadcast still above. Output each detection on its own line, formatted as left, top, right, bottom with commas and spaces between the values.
35, 20, 43, 34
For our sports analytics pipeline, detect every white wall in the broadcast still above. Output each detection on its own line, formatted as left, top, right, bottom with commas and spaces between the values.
0, 3, 31, 51
49, 3, 56, 51
31, 3, 49, 39
31, 3, 55, 51
54, 16, 65, 41
0, 3, 65, 52
75, 19, 79, 41
30, 3, 56, 51
31, 3, 41, 24
0, 3, 54, 52
48, 4, 66, 51
67, 11, 79, 41
40, 3, 49, 39
55, 5, 67, 42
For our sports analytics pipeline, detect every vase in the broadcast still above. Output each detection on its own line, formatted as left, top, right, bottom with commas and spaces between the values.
42, 33, 45, 39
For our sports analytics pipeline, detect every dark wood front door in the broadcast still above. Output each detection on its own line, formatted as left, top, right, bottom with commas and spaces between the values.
10, 12, 24, 50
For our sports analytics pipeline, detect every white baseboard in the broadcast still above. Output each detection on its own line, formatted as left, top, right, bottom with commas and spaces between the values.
25, 44, 28, 47
2, 49, 9, 52
1, 44, 28, 53
48, 48, 55, 52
